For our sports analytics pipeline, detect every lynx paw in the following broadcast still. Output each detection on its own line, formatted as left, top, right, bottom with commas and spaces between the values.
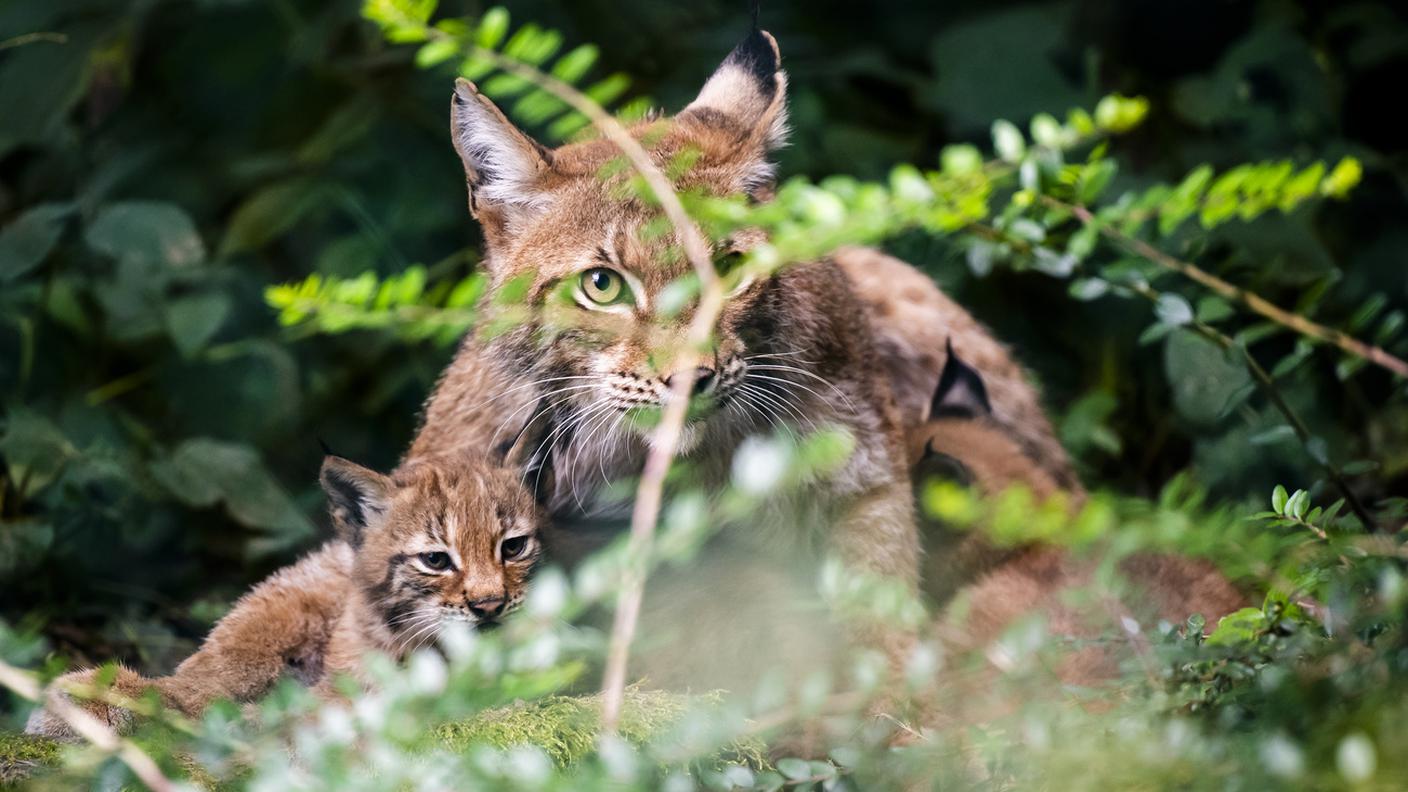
24, 667, 146, 742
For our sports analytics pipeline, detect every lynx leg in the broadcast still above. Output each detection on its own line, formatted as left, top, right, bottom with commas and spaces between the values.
827, 477, 927, 731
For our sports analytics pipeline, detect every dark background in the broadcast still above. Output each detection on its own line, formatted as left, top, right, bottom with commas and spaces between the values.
1, 0, 1405, 672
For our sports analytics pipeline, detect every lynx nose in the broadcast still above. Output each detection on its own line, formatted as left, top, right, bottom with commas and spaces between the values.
467, 596, 505, 619
666, 366, 716, 396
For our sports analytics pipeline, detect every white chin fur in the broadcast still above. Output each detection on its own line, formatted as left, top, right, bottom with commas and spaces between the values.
644, 421, 703, 455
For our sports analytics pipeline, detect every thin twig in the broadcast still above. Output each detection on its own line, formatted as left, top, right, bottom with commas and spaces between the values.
0, 32, 68, 51
1047, 197, 1408, 379
446, 40, 725, 732
1123, 281, 1379, 531
0, 659, 176, 792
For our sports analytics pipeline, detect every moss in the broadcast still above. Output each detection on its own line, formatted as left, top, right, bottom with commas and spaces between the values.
434, 689, 767, 770
0, 732, 61, 787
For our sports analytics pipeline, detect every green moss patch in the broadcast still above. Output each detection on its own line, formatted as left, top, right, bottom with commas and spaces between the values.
434, 689, 766, 769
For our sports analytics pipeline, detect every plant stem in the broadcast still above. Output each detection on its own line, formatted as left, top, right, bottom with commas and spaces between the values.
450, 40, 725, 733
1126, 281, 1379, 531
1049, 197, 1408, 379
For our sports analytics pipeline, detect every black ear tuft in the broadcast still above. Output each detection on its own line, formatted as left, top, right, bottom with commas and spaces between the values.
722, 28, 781, 101
931, 339, 993, 419
320, 456, 391, 547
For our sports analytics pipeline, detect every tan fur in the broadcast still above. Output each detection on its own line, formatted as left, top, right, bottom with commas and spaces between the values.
409, 31, 921, 677
26, 455, 542, 740
911, 402, 1244, 720
844, 245, 1077, 490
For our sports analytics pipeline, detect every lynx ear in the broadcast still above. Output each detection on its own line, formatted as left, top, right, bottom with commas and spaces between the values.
931, 339, 992, 419
451, 78, 554, 230
320, 455, 392, 547
681, 29, 789, 196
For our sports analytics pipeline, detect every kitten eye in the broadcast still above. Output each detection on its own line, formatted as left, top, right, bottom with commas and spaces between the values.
419, 551, 452, 571
579, 267, 630, 306
501, 536, 531, 561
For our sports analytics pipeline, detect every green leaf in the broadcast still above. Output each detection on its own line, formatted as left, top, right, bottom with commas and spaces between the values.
991, 119, 1025, 163
551, 44, 598, 83
1272, 484, 1289, 514
85, 201, 205, 268
584, 73, 630, 106
220, 179, 325, 255
165, 292, 232, 357
0, 203, 73, 282
362, 0, 436, 29
1164, 329, 1251, 426
415, 38, 459, 68
150, 438, 314, 555
475, 7, 510, 49
1029, 112, 1063, 148
1094, 93, 1150, 133
1154, 293, 1193, 327
1320, 157, 1362, 199
0, 409, 76, 497
1068, 278, 1109, 301
1195, 295, 1235, 324
775, 758, 811, 781
1205, 607, 1266, 646
940, 144, 983, 176
1076, 159, 1117, 204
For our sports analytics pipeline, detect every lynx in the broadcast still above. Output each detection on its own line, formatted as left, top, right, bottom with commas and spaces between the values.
911, 346, 1243, 703
403, 29, 1080, 679
26, 453, 543, 740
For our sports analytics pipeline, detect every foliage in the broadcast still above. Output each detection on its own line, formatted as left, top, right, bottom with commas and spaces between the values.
3, 0, 1408, 789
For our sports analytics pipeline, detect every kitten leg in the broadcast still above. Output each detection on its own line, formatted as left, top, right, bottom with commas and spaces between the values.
153, 542, 351, 716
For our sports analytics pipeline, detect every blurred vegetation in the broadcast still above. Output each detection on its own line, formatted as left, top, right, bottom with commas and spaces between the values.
3, 0, 1408, 789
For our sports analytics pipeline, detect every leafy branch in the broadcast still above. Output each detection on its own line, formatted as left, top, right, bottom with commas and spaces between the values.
1043, 195, 1408, 379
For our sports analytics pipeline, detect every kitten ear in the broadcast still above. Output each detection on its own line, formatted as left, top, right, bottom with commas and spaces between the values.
914, 440, 975, 489
931, 339, 993, 419
320, 455, 392, 547
680, 29, 789, 197
451, 78, 555, 234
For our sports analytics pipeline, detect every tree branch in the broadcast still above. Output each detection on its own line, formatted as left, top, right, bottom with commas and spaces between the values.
1049, 197, 1408, 379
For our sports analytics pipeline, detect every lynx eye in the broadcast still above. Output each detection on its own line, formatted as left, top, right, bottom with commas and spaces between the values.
501, 536, 531, 561
579, 267, 629, 306
419, 551, 452, 571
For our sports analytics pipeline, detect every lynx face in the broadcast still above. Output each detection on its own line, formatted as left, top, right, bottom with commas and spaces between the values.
451, 32, 800, 458
320, 455, 544, 651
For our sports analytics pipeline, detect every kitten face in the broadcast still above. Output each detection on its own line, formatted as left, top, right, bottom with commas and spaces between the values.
320, 455, 544, 652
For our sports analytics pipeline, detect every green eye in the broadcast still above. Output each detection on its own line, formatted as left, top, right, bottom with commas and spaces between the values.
579, 267, 629, 306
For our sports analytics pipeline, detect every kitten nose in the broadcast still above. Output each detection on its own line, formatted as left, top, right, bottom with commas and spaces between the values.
667, 366, 716, 396
467, 596, 505, 619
